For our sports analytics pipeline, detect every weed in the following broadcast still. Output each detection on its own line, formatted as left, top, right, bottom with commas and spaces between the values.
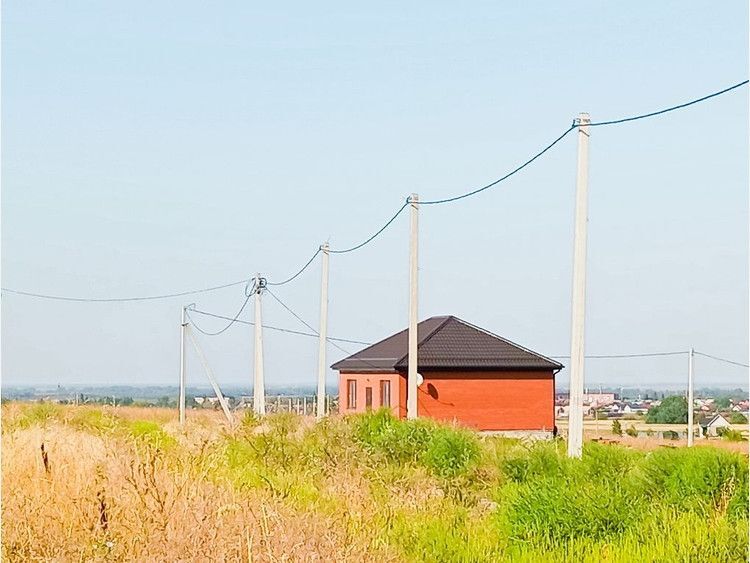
127, 420, 176, 450
721, 428, 746, 442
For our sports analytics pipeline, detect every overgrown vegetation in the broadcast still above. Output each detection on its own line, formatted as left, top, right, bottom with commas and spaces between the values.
2, 403, 748, 561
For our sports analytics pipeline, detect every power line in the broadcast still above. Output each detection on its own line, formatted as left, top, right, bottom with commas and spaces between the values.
1, 279, 250, 303
186, 303, 748, 371
266, 200, 411, 286
694, 351, 749, 368
419, 79, 748, 206
420, 126, 576, 206
265, 288, 392, 372
265, 288, 356, 357
588, 80, 748, 127
551, 351, 689, 359
4, 79, 747, 298
266, 288, 319, 334
187, 306, 371, 346
184, 279, 258, 336
267, 248, 322, 287
328, 200, 410, 254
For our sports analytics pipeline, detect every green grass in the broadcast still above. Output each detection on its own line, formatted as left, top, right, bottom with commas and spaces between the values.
7, 403, 748, 561
218, 409, 749, 560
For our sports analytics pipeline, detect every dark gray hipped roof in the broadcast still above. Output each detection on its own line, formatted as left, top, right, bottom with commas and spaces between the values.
331, 315, 563, 372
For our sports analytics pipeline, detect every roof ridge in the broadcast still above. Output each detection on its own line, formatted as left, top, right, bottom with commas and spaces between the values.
395, 315, 454, 366
451, 317, 563, 368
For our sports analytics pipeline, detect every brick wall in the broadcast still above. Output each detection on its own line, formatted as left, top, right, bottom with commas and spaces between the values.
338, 372, 401, 416
338, 370, 555, 432
415, 370, 555, 431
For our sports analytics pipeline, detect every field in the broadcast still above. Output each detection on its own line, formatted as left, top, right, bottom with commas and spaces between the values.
555, 419, 749, 452
2, 403, 748, 562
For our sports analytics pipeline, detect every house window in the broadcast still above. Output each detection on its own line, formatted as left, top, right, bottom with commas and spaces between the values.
347, 380, 357, 409
380, 380, 391, 408
365, 387, 373, 410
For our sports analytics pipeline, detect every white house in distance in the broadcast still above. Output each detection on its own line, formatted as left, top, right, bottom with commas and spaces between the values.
699, 413, 731, 437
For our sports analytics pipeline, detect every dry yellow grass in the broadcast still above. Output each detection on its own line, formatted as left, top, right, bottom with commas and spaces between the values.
1, 406, 388, 562
3, 403, 747, 562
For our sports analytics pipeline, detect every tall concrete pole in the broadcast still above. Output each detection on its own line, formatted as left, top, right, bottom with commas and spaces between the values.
567, 113, 591, 458
253, 275, 266, 416
687, 347, 695, 446
179, 306, 187, 425
407, 193, 419, 419
316, 243, 330, 419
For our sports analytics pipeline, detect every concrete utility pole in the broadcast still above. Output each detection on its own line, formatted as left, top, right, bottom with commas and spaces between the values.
316, 243, 330, 419
407, 193, 419, 420
179, 306, 187, 425
687, 347, 695, 446
253, 274, 266, 416
567, 113, 591, 459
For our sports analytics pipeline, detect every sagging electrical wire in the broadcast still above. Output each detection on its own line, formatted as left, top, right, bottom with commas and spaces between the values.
694, 351, 749, 369
587, 80, 748, 127
183, 279, 257, 336
4, 79, 747, 298
187, 307, 372, 345
1, 279, 250, 303
551, 351, 689, 359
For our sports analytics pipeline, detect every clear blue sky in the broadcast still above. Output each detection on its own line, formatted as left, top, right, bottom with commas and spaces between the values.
2, 2, 748, 390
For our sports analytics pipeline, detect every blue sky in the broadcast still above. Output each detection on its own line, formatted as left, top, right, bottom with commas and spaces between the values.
2, 2, 748, 389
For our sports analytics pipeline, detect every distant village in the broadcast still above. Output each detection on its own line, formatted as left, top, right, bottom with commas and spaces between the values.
4, 384, 748, 440
555, 391, 749, 437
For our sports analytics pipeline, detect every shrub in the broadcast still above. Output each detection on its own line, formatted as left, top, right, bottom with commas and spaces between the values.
635, 447, 748, 518
241, 409, 260, 428
505, 475, 638, 542
611, 420, 622, 436
580, 442, 639, 480
625, 424, 638, 438
67, 408, 119, 433
127, 420, 176, 449
353, 409, 432, 463
501, 441, 567, 483
721, 429, 746, 442
19, 402, 61, 427
421, 428, 480, 478
353, 410, 480, 478
729, 412, 748, 424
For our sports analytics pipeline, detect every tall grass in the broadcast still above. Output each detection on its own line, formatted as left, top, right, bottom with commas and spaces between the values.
2, 402, 748, 562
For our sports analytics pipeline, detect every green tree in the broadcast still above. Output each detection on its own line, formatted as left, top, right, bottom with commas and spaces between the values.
625, 424, 638, 437
729, 412, 748, 424
715, 396, 732, 410
645, 396, 688, 424
611, 420, 622, 436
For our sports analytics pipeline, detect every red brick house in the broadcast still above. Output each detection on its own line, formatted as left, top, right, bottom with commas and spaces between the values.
332, 315, 563, 436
